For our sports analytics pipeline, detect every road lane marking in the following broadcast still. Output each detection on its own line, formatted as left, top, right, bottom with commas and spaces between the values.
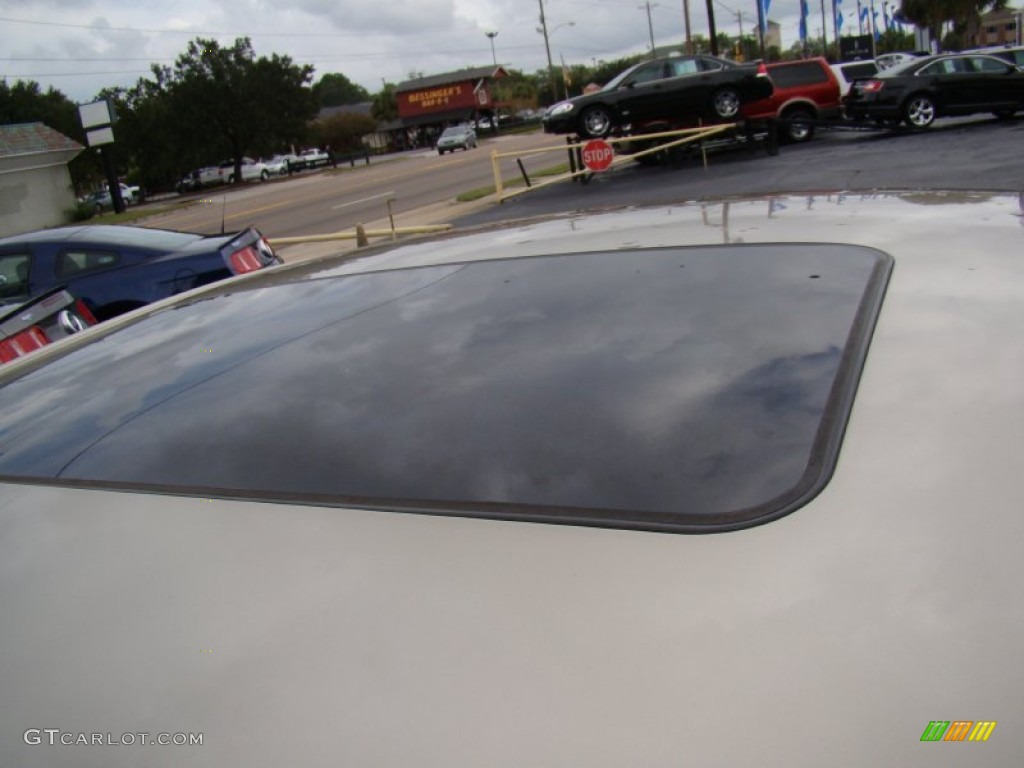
331, 190, 396, 210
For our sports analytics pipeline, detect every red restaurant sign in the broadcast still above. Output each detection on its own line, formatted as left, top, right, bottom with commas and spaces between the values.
398, 81, 489, 118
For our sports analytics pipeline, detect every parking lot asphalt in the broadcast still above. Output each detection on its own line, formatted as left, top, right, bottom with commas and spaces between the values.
455, 115, 1024, 228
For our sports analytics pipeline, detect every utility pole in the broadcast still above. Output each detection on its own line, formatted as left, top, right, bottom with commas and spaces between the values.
755, 0, 766, 58
682, 0, 693, 53
734, 10, 745, 59
640, 2, 658, 58
705, 0, 719, 55
538, 0, 557, 104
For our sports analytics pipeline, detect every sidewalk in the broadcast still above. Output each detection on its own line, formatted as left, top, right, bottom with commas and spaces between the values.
274, 194, 497, 264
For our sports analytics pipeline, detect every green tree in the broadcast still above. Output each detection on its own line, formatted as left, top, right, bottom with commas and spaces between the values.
165, 38, 317, 183
371, 83, 398, 123
313, 112, 378, 152
313, 73, 370, 107
899, 0, 1007, 50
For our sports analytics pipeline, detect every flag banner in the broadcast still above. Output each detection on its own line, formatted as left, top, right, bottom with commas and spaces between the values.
761, 0, 772, 32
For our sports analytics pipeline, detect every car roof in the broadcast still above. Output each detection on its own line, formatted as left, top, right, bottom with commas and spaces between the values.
2, 192, 1022, 766
0, 224, 206, 249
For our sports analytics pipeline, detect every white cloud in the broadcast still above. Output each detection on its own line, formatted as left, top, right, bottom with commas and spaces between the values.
1, 0, 853, 103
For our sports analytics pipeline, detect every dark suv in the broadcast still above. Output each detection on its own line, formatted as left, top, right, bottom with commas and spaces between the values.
741, 57, 842, 142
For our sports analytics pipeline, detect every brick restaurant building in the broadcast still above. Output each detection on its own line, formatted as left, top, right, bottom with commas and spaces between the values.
392, 66, 506, 149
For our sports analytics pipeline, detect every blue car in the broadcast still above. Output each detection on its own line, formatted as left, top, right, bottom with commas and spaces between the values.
0, 224, 280, 322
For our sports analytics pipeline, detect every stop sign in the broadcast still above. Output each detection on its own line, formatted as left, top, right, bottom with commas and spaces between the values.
581, 139, 614, 172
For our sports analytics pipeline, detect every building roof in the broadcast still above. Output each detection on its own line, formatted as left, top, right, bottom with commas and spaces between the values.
0, 122, 82, 158
396, 66, 506, 93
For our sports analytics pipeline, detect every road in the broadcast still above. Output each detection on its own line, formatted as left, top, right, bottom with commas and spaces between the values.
138, 130, 557, 239
137, 114, 1024, 244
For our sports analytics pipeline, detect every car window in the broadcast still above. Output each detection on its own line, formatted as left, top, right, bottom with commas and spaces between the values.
770, 62, 829, 87
970, 55, 1011, 72
699, 57, 727, 71
0, 253, 31, 302
669, 59, 701, 76
55, 250, 121, 278
0, 244, 892, 533
628, 62, 668, 85
920, 58, 970, 75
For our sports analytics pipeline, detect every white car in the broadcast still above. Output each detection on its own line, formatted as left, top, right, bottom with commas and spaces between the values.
261, 154, 297, 175
831, 58, 879, 97
297, 147, 330, 168
219, 157, 271, 184
0, 192, 1021, 766
80, 182, 138, 211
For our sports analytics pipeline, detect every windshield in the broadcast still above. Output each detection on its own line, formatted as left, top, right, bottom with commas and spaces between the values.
601, 61, 646, 91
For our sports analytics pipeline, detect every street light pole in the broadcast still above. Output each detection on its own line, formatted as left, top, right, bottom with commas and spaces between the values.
486, 31, 499, 66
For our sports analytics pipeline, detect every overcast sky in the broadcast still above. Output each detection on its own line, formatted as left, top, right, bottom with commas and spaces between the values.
2, 0, 891, 103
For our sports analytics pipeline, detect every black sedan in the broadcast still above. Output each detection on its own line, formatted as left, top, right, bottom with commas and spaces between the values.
542, 55, 773, 138
844, 52, 1024, 128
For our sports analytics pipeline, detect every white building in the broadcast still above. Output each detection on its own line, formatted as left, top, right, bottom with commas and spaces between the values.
0, 123, 83, 238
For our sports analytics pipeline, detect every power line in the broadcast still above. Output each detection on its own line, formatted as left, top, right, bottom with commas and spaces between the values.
0, 15, 472, 38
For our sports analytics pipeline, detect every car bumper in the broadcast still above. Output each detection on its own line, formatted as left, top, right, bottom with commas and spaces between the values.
542, 113, 576, 134
843, 98, 902, 121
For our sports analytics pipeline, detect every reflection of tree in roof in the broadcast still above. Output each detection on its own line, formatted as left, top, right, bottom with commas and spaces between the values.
899, 191, 995, 206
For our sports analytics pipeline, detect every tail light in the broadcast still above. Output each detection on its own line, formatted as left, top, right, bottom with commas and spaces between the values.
0, 326, 49, 363
756, 61, 768, 77
74, 299, 97, 326
228, 245, 262, 274
860, 80, 885, 93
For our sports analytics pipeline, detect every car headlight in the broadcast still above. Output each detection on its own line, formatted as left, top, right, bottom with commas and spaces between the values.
548, 102, 575, 117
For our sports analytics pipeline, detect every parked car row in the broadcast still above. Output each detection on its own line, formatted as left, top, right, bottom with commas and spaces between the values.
542, 48, 1024, 144
175, 149, 335, 193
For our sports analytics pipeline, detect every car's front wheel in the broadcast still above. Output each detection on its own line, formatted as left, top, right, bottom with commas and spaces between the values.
260, 170, 270, 181
712, 88, 741, 120
579, 106, 613, 138
903, 94, 936, 128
